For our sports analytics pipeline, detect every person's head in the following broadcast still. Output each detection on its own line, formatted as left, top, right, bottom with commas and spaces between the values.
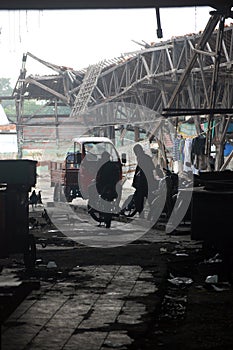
101, 151, 110, 163
85, 144, 93, 152
133, 144, 144, 157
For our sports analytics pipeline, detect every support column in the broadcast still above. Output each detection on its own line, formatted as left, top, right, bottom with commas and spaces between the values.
134, 127, 140, 142
16, 95, 23, 159
206, 14, 226, 168
54, 99, 59, 147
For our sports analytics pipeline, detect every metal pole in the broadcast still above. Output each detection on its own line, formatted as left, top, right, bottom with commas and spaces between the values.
205, 14, 226, 168
155, 7, 163, 39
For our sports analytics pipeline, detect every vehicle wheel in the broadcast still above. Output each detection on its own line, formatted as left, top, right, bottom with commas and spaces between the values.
53, 183, 66, 202
121, 194, 137, 218
24, 234, 36, 270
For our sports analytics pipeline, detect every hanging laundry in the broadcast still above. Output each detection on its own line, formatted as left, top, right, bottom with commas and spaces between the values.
224, 142, 233, 157
179, 137, 185, 162
173, 137, 181, 161
183, 138, 193, 173
173, 136, 184, 173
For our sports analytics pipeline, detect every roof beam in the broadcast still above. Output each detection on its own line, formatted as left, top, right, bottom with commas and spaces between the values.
25, 77, 68, 103
0, 0, 230, 10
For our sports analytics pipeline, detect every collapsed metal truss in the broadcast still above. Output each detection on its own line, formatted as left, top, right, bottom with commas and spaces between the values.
12, 8, 233, 167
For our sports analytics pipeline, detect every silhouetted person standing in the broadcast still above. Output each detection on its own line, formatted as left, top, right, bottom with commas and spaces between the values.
37, 191, 42, 204
96, 151, 120, 201
132, 144, 157, 215
29, 190, 38, 210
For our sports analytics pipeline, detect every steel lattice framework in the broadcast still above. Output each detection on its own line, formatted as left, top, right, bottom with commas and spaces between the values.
15, 14, 233, 117
85, 14, 233, 117
11, 9, 233, 167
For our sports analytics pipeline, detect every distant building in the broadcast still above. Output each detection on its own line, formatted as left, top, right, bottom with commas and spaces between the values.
0, 104, 18, 157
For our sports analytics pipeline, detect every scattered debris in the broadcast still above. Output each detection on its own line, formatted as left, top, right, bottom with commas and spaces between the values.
35, 259, 43, 265
202, 253, 223, 264
211, 284, 230, 292
47, 261, 57, 269
205, 275, 218, 284
160, 247, 167, 254
160, 288, 188, 320
175, 253, 189, 257
168, 275, 193, 286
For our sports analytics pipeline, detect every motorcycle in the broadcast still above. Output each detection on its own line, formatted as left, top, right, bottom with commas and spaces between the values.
87, 181, 121, 228
120, 168, 179, 222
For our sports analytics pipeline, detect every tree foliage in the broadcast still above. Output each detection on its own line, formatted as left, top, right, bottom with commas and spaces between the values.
0, 78, 13, 95
0, 78, 15, 119
0, 77, 71, 122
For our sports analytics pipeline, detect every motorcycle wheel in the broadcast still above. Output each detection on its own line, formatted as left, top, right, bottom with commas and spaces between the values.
87, 205, 112, 228
87, 205, 103, 223
121, 194, 137, 218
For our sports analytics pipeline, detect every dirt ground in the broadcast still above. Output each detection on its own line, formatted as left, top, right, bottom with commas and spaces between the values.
3, 166, 233, 350
146, 248, 233, 350
4, 212, 233, 350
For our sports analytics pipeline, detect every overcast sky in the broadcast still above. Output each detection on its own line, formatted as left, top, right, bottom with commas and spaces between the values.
0, 6, 230, 85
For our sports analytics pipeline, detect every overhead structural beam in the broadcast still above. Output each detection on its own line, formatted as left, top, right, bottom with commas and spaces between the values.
25, 77, 69, 104
26, 52, 66, 74
163, 108, 233, 116
166, 12, 220, 109
0, 0, 231, 10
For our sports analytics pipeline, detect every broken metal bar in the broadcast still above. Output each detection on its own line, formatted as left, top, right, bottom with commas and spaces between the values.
162, 108, 233, 116
166, 13, 220, 109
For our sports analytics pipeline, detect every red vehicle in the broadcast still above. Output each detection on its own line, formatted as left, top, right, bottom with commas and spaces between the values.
50, 136, 125, 202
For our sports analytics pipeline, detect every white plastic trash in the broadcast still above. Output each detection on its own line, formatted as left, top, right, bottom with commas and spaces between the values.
47, 261, 57, 269
205, 275, 218, 284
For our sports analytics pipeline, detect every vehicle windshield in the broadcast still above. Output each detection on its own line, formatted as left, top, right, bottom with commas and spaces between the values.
66, 152, 81, 168
66, 153, 75, 163
84, 142, 119, 161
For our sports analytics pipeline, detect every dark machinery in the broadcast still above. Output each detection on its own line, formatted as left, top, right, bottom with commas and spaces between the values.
0, 159, 37, 269
191, 170, 233, 262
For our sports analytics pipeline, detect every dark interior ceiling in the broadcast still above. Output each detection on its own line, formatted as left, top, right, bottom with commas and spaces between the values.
0, 0, 232, 10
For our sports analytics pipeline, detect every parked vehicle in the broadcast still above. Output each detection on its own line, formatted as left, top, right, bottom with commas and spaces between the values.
50, 136, 125, 202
